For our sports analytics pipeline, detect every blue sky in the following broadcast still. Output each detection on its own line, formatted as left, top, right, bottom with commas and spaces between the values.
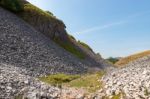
27, 0, 150, 58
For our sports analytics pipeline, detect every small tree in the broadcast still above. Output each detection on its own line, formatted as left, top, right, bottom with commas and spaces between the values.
0, 0, 24, 12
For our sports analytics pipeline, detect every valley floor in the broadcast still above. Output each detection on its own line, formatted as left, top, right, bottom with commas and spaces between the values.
0, 6, 150, 99
2, 55, 150, 99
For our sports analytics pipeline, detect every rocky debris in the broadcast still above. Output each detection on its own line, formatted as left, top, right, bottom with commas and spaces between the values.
101, 55, 150, 98
0, 62, 105, 99
0, 63, 56, 98
0, 63, 89, 99
0, 6, 104, 77
18, 1, 111, 69
0, 7, 111, 98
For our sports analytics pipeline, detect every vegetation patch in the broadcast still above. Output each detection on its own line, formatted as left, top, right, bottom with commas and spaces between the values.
78, 40, 93, 52
54, 38, 85, 59
106, 57, 119, 64
115, 50, 150, 66
39, 74, 80, 86
144, 88, 150, 96
15, 95, 24, 99
66, 71, 105, 92
111, 93, 121, 99
0, 0, 23, 12
68, 34, 76, 40
19, 3, 58, 21
39, 71, 105, 93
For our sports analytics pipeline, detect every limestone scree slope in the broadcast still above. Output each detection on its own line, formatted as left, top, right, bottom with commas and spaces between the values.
0, 5, 111, 99
0, 7, 109, 76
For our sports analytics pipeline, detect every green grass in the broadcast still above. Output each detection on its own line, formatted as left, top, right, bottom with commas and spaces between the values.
39, 71, 105, 93
111, 93, 121, 99
39, 74, 80, 86
21, 3, 56, 20
15, 95, 23, 99
65, 71, 105, 92
144, 88, 149, 96
0, 0, 24, 12
19, 3, 60, 25
54, 38, 85, 59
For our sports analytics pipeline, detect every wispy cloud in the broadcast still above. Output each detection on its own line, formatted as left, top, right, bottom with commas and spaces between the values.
75, 11, 150, 34
76, 21, 127, 34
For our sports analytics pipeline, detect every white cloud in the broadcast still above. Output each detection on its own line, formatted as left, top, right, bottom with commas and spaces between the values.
76, 21, 127, 34
75, 11, 150, 34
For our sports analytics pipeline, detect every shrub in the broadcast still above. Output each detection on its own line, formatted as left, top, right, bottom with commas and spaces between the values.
78, 40, 93, 52
68, 34, 76, 40
106, 57, 119, 64
0, 0, 24, 12
46, 11, 53, 16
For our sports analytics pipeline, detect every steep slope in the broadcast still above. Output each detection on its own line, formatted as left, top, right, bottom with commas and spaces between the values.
0, 1, 112, 98
115, 50, 150, 66
0, 7, 97, 76
16, 1, 108, 68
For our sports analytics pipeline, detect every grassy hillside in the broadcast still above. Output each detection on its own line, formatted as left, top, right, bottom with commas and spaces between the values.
115, 50, 150, 66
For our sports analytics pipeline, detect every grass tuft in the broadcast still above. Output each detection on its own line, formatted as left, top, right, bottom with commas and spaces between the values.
111, 93, 121, 99
39, 74, 80, 86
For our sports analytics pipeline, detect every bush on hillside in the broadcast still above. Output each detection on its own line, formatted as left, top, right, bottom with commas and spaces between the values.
68, 34, 76, 40
0, 0, 24, 12
46, 11, 53, 16
106, 57, 119, 64
78, 40, 93, 52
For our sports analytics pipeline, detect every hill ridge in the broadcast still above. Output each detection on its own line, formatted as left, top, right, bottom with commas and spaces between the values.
115, 50, 150, 66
